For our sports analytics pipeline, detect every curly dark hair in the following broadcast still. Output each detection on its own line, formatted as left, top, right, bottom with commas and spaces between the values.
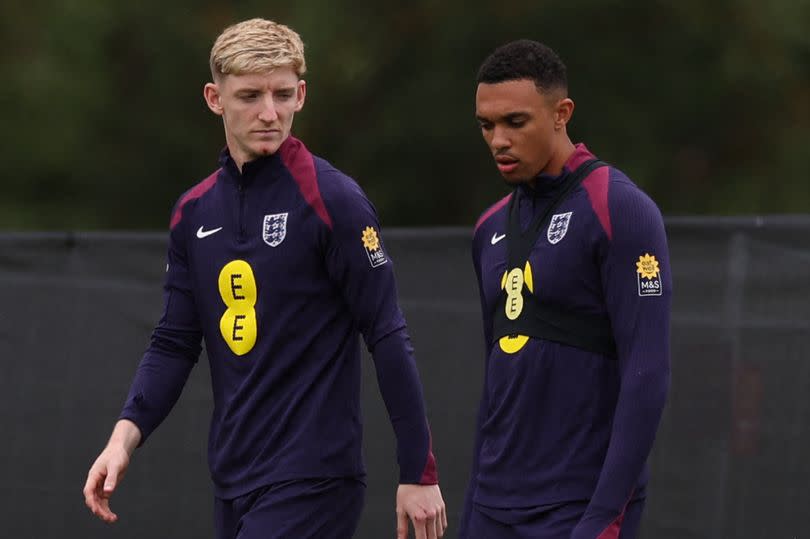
477, 40, 567, 94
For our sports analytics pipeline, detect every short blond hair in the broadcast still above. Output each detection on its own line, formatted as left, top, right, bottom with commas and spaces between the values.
209, 18, 306, 80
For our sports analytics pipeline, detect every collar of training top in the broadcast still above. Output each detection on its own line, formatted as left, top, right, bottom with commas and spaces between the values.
217, 138, 291, 184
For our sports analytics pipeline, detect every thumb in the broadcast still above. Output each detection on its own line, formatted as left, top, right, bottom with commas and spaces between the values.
103, 466, 119, 495
397, 509, 408, 539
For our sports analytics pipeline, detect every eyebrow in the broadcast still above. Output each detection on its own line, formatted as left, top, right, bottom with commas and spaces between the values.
234, 86, 296, 94
505, 112, 529, 120
476, 112, 530, 122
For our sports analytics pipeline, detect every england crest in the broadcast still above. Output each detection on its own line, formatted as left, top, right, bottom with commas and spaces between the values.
547, 212, 573, 244
262, 213, 288, 247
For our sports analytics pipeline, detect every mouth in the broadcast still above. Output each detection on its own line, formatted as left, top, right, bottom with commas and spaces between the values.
252, 129, 281, 137
495, 155, 519, 174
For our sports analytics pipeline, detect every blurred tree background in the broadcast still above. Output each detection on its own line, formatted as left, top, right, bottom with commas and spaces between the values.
1, 0, 808, 230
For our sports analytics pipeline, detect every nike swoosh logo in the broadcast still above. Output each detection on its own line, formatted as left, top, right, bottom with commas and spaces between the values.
491, 233, 506, 245
196, 226, 223, 239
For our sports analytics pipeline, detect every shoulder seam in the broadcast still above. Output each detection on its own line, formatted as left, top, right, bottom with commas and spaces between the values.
474, 193, 512, 233
280, 138, 333, 229
581, 165, 613, 240
170, 169, 220, 229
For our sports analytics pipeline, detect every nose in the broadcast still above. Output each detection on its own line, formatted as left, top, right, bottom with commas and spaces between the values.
490, 126, 511, 151
258, 96, 278, 123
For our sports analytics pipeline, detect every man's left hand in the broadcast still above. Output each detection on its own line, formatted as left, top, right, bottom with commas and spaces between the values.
396, 483, 447, 539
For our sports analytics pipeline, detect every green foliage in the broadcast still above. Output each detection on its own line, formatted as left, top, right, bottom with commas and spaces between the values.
1, 0, 808, 229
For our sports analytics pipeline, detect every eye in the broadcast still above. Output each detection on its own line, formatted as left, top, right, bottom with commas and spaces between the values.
276, 91, 295, 100
478, 120, 493, 131
239, 93, 258, 102
507, 117, 526, 128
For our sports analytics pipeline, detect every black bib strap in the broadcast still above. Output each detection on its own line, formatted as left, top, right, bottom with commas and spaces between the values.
493, 294, 617, 357
493, 158, 617, 358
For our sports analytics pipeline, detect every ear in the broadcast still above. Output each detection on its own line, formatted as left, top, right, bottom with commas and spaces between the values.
554, 97, 574, 130
204, 82, 224, 116
294, 79, 307, 112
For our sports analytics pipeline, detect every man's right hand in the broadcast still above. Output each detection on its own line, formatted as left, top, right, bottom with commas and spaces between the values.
83, 419, 141, 523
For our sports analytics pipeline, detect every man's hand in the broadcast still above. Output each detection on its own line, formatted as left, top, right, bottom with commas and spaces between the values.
396, 483, 447, 539
82, 420, 141, 523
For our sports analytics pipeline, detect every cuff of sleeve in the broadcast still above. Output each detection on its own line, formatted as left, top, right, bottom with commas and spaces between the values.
399, 428, 439, 485
571, 505, 624, 539
118, 394, 155, 447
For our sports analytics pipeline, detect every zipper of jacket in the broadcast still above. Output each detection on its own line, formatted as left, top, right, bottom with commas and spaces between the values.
236, 177, 246, 243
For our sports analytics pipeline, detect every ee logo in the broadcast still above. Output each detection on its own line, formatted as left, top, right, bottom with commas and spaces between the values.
218, 260, 257, 356
499, 261, 534, 354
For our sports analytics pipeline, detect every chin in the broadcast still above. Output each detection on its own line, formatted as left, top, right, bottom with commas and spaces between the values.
254, 143, 281, 156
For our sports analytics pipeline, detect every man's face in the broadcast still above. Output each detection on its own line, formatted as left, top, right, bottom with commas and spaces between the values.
204, 67, 305, 165
475, 79, 563, 184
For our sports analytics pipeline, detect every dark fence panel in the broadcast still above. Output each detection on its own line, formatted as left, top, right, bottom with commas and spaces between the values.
1, 218, 808, 538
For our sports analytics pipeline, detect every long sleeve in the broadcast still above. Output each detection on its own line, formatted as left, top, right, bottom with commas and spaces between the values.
572, 181, 672, 538
322, 175, 436, 484
118, 212, 203, 444
372, 328, 437, 484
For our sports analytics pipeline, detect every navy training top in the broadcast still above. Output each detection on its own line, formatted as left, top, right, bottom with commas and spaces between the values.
120, 136, 437, 499
460, 144, 671, 538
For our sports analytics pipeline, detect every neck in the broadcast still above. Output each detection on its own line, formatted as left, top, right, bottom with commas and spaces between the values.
234, 156, 246, 173
224, 137, 249, 173
546, 137, 577, 176
526, 137, 576, 188
228, 147, 267, 174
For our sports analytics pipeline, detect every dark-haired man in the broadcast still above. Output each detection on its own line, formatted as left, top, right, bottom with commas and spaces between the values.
460, 40, 671, 539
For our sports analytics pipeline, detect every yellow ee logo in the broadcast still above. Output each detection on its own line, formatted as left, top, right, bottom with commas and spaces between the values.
218, 260, 257, 356
499, 261, 534, 354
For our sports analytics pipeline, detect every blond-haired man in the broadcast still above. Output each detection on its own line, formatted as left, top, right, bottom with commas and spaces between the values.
83, 18, 446, 539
